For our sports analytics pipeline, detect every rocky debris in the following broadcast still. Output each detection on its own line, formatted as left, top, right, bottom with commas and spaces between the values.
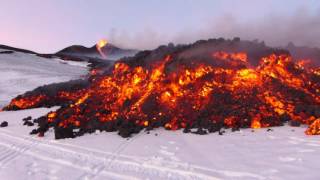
289, 120, 301, 127
22, 116, 34, 126
0, 121, 8, 127
22, 116, 32, 121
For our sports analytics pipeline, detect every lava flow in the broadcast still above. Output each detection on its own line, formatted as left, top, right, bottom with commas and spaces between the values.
96, 39, 108, 58
3, 49, 320, 138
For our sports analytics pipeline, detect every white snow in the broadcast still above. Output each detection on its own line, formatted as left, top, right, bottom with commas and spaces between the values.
0, 49, 88, 108
0, 49, 320, 179
0, 108, 320, 179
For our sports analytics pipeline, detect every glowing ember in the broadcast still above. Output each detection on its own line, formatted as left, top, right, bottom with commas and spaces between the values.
8, 95, 47, 109
251, 115, 262, 129
96, 39, 108, 58
213, 51, 248, 62
305, 119, 320, 135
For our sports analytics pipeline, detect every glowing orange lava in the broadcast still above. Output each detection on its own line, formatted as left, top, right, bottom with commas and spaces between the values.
96, 39, 108, 58
4, 51, 320, 137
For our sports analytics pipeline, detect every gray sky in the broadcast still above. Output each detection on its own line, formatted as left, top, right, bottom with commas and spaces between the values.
0, 0, 319, 53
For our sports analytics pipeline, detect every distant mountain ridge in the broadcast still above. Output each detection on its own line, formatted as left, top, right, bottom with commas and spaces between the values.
0, 44, 36, 54
56, 43, 138, 60
0, 40, 319, 65
0, 43, 138, 62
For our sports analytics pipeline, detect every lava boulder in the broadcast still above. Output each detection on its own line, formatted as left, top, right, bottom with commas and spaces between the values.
0, 121, 8, 127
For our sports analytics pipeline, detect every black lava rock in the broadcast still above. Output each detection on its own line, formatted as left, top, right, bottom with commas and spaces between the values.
22, 116, 32, 121
54, 127, 75, 139
267, 128, 273, 132
289, 120, 301, 127
183, 128, 190, 133
26, 122, 34, 126
30, 129, 38, 135
0, 121, 8, 127
195, 128, 207, 135
23, 120, 34, 126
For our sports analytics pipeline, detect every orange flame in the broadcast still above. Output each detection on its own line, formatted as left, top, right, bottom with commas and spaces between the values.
305, 119, 320, 135
96, 39, 108, 58
251, 115, 262, 129
213, 51, 248, 62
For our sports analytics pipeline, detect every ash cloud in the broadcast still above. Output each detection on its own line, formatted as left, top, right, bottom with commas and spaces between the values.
109, 8, 320, 50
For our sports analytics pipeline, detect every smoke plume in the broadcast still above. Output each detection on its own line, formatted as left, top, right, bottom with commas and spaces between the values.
110, 8, 320, 50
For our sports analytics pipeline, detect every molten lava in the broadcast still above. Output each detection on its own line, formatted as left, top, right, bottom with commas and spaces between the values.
3, 50, 320, 138
96, 39, 108, 58
305, 119, 320, 135
213, 51, 248, 62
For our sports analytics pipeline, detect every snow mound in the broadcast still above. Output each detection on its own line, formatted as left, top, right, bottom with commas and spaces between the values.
0, 49, 88, 107
0, 108, 319, 179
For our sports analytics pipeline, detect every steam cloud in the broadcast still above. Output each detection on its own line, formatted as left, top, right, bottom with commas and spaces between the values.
109, 8, 320, 50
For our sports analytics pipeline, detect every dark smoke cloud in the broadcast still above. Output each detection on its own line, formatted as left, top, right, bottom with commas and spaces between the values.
109, 8, 320, 50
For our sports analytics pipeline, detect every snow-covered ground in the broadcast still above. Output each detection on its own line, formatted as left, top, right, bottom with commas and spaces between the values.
0, 48, 320, 180
0, 49, 88, 108
0, 108, 320, 180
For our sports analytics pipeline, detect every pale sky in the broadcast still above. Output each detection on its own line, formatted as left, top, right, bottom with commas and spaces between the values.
0, 0, 319, 53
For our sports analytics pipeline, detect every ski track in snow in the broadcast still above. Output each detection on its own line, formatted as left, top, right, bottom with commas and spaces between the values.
0, 126, 220, 179
0, 108, 320, 179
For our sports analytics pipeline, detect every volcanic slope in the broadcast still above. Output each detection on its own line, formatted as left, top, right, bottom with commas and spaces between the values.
4, 38, 320, 138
